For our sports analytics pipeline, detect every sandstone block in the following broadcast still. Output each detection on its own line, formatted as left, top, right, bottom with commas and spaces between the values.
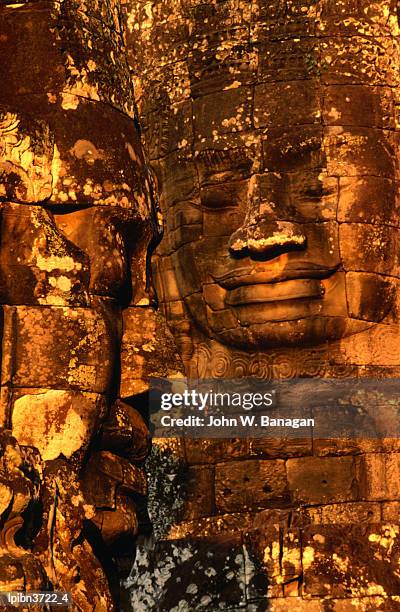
339, 223, 400, 277
338, 176, 399, 225
183, 465, 215, 520
215, 459, 289, 512
249, 436, 312, 460
184, 438, 249, 465
357, 453, 400, 501
0, 203, 89, 306
306, 501, 381, 525
3, 305, 116, 393
287, 456, 357, 504
120, 307, 184, 398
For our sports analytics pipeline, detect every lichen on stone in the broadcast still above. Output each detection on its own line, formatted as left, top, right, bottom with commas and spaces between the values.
145, 439, 188, 540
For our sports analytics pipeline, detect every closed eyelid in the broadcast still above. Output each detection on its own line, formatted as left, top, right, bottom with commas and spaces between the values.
200, 193, 239, 209
200, 182, 248, 209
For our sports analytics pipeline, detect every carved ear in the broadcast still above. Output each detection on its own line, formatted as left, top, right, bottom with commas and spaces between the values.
0, 106, 54, 204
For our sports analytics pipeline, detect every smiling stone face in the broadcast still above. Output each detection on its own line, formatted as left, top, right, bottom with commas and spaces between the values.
126, 0, 400, 352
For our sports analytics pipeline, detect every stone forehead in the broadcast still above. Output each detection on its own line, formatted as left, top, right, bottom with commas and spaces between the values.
124, 0, 400, 175
126, 0, 400, 95
126, 0, 399, 32
0, 2, 153, 215
0, 104, 153, 216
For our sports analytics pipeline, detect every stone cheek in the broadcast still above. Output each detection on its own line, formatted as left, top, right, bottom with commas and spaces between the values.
0, 204, 90, 307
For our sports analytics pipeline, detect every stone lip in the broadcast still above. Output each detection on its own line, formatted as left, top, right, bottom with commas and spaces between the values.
214, 263, 340, 289
225, 278, 324, 306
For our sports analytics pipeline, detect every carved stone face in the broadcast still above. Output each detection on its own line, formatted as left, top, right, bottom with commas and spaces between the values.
0, 0, 155, 460
127, 0, 400, 350
0, 104, 154, 467
0, 2, 156, 603
161, 84, 398, 351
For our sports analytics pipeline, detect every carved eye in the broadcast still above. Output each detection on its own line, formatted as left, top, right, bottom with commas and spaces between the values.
201, 193, 232, 209
303, 185, 324, 199
200, 184, 244, 210
303, 182, 336, 199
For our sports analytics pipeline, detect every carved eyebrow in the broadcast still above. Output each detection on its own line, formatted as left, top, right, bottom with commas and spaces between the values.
195, 147, 254, 170
277, 135, 323, 158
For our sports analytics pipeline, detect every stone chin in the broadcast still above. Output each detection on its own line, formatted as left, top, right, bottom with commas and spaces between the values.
186, 294, 373, 350
217, 317, 374, 351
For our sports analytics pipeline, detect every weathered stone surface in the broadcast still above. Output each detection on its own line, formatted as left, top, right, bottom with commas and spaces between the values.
126, 535, 258, 610
184, 438, 249, 465
287, 456, 357, 504
100, 400, 151, 463
323, 85, 395, 128
357, 453, 400, 501
0, 0, 158, 607
0, 1, 153, 212
314, 437, 400, 457
254, 80, 320, 128
382, 502, 400, 522
302, 524, 400, 598
167, 512, 256, 540
249, 436, 312, 459
11, 389, 106, 462
0, 1, 133, 115
0, 99, 153, 211
339, 223, 400, 277
3, 305, 117, 393
215, 459, 289, 512
338, 176, 400, 225
246, 525, 302, 593
345, 272, 396, 323
82, 449, 147, 511
182, 465, 215, 520
0, 203, 89, 306
269, 600, 323, 611
306, 502, 381, 525
120, 307, 184, 397
93, 493, 139, 547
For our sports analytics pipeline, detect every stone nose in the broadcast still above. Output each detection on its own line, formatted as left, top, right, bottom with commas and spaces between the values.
228, 218, 307, 258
